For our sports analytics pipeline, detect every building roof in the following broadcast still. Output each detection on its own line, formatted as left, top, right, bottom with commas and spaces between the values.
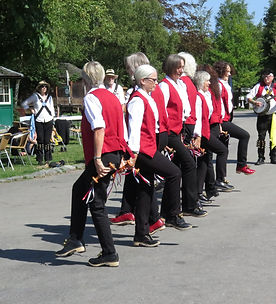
0, 66, 24, 79
59, 63, 82, 79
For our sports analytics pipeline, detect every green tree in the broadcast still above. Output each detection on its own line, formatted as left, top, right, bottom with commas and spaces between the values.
207, 0, 262, 88
0, 0, 53, 80
160, 0, 212, 61
263, 0, 276, 70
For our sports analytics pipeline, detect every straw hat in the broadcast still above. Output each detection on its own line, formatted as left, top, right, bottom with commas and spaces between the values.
105, 69, 118, 78
36, 80, 50, 91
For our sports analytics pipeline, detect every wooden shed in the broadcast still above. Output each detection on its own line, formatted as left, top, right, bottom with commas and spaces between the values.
53, 63, 84, 114
0, 66, 24, 129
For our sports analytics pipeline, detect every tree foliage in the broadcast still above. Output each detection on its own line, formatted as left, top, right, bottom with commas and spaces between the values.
207, 0, 263, 88
263, 0, 276, 70
1, 0, 270, 96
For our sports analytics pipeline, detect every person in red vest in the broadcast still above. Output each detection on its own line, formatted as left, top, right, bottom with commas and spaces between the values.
197, 64, 229, 200
247, 69, 276, 164
127, 64, 191, 247
178, 52, 199, 145
111, 52, 169, 235
214, 61, 255, 188
159, 54, 207, 217
56, 61, 128, 267
193, 70, 228, 202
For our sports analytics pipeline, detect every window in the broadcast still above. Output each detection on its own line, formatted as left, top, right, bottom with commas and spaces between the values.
0, 79, 11, 104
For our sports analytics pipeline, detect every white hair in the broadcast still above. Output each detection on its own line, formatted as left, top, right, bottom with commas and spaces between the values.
82, 61, 105, 88
194, 71, 210, 90
178, 52, 197, 79
134, 64, 157, 86
125, 52, 150, 77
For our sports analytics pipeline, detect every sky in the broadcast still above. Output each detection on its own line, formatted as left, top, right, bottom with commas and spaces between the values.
203, 0, 270, 29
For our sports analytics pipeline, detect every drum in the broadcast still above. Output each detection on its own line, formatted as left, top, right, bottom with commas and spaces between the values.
253, 97, 271, 115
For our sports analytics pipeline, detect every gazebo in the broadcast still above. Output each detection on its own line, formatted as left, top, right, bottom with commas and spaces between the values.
0, 66, 24, 129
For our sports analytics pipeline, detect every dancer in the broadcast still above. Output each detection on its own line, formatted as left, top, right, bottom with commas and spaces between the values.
56, 61, 128, 267
159, 54, 207, 217
213, 61, 255, 186
127, 64, 191, 247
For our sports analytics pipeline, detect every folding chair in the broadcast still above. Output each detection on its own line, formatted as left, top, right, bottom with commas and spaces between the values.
0, 133, 14, 171
51, 128, 67, 152
8, 131, 32, 165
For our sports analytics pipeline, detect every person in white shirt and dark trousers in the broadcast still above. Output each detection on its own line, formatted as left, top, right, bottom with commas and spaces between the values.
21, 80, 55, 166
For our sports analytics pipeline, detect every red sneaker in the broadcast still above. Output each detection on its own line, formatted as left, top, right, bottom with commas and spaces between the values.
149, 218, 166, 235
236, 165, 256, 175
110, 213, 135, 225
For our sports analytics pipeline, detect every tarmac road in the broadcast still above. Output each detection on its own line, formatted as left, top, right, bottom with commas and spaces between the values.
0, 110, 276, 304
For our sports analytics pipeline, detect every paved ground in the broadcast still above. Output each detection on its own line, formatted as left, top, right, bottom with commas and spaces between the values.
1, 110, 276, 304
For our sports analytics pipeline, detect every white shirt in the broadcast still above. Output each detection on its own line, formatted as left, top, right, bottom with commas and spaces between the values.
219, 79, 233, 118
125, 86, 137, 104
159, 76, 191, 121
193, 90, 213, 137
127, 88, 159, 153
84, 86, 128, 141
22, 93, 55, 123
105, 83, 125, 105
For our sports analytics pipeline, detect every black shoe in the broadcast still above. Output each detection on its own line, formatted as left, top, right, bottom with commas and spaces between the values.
223, 179, 234, 190
88, 252, 119, 267
182, 204, 208, 217
271, 159, 276, 164
165, 214, 192, 230
55, 237, 86, 257
255, 158, 265, 165
199, 193, 212, 205
215, 180, 233, 192
133, 234, 160, 247
205, 190, 219, 200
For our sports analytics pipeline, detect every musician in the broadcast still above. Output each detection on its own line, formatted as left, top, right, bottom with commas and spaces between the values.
21, 80, 55, 166
246, 69, 276, 164
159, 54, 207, 217
127, 64, 191, 247
56, 61, 127, 267
213, 61, 255, 184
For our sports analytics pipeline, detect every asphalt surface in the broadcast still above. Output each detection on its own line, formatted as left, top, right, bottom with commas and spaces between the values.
1, 110, 276, 304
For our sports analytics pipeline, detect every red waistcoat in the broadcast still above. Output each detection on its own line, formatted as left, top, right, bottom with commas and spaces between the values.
81, 88, 125, 165
161, 78, 183, 135
219, 80, 231, 122
256, 82, 276, 98
127, 91, 157, 158
197, 92, 210, 140
209, 88, 222, 125
180, 76, 197, 125
151, 85, 168, 133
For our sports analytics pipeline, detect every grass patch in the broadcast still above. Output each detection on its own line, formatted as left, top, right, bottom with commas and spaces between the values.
0, 138, 84, 179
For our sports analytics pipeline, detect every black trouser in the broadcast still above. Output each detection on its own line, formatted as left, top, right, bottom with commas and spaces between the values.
197, 126, 228, 192
256, 114, 276, 160
222, 120, 250, 167
168, 132, 198, 211
120, 173, 160, 224
183, 123, 195, 145
70, 151, 122, 255
131, 151, 181, 238
119, 133, 167, 224
35, 120, 53, 162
